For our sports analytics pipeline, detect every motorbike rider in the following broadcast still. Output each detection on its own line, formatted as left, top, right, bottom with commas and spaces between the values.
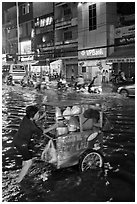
88, 76, 97, 93
74, 75, 85, 90
57, 76, 67, 90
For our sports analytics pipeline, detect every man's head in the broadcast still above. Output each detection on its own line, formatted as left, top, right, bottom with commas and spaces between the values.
26, 105, 39, 119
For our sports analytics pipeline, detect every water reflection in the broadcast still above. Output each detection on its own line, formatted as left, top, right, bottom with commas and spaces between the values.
2, 84, 135, 202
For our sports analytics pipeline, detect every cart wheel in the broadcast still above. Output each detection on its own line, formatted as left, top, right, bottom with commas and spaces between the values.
79, 150, 104, 172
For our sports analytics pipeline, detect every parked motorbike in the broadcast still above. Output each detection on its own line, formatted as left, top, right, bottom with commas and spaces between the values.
6, 75, 14, 86
20, 78, 34, 88
74, 82, 85, 90
57, 81, 68, 91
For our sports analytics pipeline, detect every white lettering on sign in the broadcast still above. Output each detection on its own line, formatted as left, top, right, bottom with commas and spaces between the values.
81, 49, 104, 57
115, 25, 135, 38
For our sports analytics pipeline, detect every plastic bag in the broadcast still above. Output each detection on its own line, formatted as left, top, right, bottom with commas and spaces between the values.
56, 107, 63, 119
41, 139, 57, 164
71, 105, 81, 115
63, 107, 71, 120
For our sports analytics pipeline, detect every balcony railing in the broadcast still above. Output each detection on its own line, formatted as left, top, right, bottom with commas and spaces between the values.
55, 39, 78, 47
55, 18, 71, 29
55, 17, 77, 29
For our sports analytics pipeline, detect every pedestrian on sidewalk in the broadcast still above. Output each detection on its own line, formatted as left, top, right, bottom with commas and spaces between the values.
105, 70, 109, 83
102, 70, 106, 83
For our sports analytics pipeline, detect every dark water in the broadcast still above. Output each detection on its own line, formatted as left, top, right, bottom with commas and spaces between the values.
2, 84, 135, 202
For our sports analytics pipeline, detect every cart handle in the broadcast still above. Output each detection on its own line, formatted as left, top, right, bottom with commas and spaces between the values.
43, 133, 57, 141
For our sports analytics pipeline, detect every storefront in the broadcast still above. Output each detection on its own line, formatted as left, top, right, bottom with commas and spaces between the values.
64, 57, 78, 80
106, 25, 135, 79
78, 48, 110, 85
54, 45, 78, 80
31, 61, 49, 76
106, 45, 135, 79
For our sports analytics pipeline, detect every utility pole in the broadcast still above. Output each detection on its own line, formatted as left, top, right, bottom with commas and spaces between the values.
16, 2, 20, 62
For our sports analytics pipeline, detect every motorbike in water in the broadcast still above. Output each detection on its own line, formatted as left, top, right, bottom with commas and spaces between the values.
74, 76, 102, 94
20, 78, 34, 88
57, 80, 68, 91
87, 76, 102, 94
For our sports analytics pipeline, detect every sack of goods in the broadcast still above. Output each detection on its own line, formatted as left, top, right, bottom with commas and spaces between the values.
41, 139, 57, 164
71, 105, 81, 115
57, 126, 68, 136
67, 116, 80, 132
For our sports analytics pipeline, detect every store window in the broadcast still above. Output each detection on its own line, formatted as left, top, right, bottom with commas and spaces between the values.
22, 3, 30, 15
63, 4, 72, 20
89, 4, 97, 31
64, 8, 71, 16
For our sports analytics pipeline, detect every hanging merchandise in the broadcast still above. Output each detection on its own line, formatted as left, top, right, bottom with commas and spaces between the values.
56, 107, 63, 119
41, 139, 57, 164
63, 107, 71, 120
71, 105, 81, 115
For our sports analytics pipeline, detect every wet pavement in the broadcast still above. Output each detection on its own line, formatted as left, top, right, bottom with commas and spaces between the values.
2, 83, 135, 202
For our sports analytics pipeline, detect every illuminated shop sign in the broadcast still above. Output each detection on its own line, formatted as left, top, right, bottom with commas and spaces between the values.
35, 16, 53, 28
115, 25, 135, 46
79, 48, 106, 59
21, 40, 31, 54
115, 35, 135, 45
106, 58, 135, 63
115, 25, 135, 39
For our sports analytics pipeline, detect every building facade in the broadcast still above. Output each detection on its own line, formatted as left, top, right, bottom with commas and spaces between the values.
18, 2, 34, 62
2, 2, 135, 81
107, 3, 135, 79
54, 2, 78, 79
78, 2, 117, 84
2, 3, 18, 61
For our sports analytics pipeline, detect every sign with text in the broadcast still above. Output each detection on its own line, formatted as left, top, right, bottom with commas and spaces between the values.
115, 25, 135, 39
79, 48, 107, 59
115, 35, 135, 46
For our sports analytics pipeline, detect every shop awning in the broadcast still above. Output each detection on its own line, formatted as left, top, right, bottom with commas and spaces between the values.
106, 45, 135, 63
32, 61, 46, 66
20, 60, 39, 65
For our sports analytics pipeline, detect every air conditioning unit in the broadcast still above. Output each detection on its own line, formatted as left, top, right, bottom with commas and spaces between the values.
71, 18, 78, 26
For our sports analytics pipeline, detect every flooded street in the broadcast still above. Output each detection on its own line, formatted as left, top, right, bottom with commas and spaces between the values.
2, 84, 135, 202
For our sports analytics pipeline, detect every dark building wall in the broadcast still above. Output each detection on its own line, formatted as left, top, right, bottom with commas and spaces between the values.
33, 2, 53, 18
19, 2, 33, 24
